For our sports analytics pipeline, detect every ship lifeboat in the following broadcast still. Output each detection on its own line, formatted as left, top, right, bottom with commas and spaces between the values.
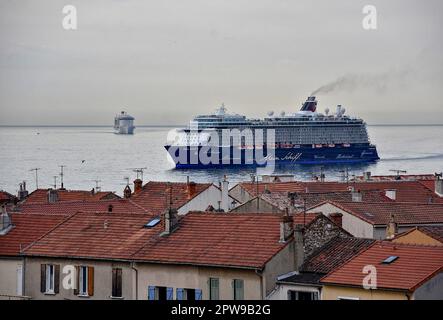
328, 144, 336, 148
315, 144, 323, 148
343, 143, 351, 147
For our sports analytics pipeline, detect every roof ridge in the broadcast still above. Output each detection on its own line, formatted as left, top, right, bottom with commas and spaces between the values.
19, 211, 80, 254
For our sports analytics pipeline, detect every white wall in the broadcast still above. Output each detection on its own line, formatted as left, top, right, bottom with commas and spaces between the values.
178, 185, 237, 215
307, 203, 374, 238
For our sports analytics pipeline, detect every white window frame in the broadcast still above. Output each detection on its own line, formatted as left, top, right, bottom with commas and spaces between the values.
79, 266, 88, 296
45, 264, 55, 294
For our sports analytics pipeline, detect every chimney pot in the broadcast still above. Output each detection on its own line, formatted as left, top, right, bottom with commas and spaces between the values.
435, 174, 443, 197
279, 214, 293, 242
133, 179, 143, 194
162, 208, 179, 235
293, 224, 305, 271
351, 189, 362, 202
123, 185, 132, 199
187, 181, 197, 199
386, 213, 398, 239
329, 212, 343, 227
47, 189, 59, 203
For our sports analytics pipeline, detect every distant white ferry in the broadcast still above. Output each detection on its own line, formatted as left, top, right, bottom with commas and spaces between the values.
114, 111, 135, 134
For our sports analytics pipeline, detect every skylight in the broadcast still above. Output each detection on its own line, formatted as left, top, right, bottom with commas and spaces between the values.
382, 255, 399, 264
144, 217, 160, 228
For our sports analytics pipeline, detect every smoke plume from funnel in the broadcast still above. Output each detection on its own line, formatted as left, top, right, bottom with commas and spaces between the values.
311, 68, 412, 96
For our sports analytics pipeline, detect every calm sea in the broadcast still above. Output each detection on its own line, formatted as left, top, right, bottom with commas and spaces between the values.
0, 125, 442, 195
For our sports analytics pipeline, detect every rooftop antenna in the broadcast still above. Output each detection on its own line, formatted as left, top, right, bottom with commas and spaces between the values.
93, 179, 102, 192
53, 176, 58, 189
123, 176, 130, 186
127, 167, 147, 180
390, 169, 407, 178
339, 167, 350, 185
59, 165, 66, 189
29, 168, 41, 189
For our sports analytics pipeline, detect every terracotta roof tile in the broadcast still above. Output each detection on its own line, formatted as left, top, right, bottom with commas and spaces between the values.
17, 198, 149, 216
302, 237, 375, 274
22, 189, 118, 204
132, 212, 289, 269
23, 211, 157, 260
130, 181, 213, 215
318, 201, 443, 226
418, 226, 443, 243
0, 213, 66, 256
239, 180, 443, 203
321, 241, 443, 291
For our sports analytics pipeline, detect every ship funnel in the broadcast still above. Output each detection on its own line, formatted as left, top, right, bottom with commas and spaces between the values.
300, 96, 317, 112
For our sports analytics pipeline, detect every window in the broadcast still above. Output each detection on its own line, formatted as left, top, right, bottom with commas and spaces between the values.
288, 290, 319, 301
209, 278, 219, 300
233, 279, 244, 300
79, 266, 88, 295
382, 256, 399, 264
75, 266, 94, 297
144, 217, 161, 228
40, 264, 59, 294
176, 288, 203, 300
112, 268, 123, 298
46, 264, 55, 293
148, 286, 173, 300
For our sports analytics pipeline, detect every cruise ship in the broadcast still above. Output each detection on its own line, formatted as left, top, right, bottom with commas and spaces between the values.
165, 96, 379, 168
114, 111, 135, 134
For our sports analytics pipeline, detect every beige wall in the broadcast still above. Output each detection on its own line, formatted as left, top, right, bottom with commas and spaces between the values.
24, 257, 134, 300
392, 229, 443, 246
308, 203, 374, 238
135, 263, 262, 300
0, 258, 24, 298
322, 285, 409, 300
229, 185, 254, 204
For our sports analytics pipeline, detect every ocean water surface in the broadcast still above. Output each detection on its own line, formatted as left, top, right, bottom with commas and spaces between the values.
0, 125, 442, 195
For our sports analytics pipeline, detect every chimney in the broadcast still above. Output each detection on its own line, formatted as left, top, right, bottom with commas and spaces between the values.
123, 185, 132, 199
133, 179, 143, 194
363, 171, 372, 181
279, 214, 293, 243
329, 212, 343, 227
385, 189, 397, 201
294, 224, 305, 271
162, 207, 179, 235
0, 206, 13, 235
91, 188, 95, 195
108, 204, 113, 213
47, 189, 59, 203
435, 173, 443, 197
187, 181, 197, 199
351, 189, 362, 202
18, 181, 28, 200
221, 175, 229, 212
386, 213, 398, 239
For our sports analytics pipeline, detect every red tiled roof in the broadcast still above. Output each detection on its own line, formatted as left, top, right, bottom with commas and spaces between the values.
18, 198, 149, 215
316, 201, 443, 226
353, 174, 436, 182
129, 181, 213, 215
23, 211, 157, 260
238, 180, 443, 203
302, 237, 375, 274
22, 189, 118, 204
0, 190, 15, 202
259, 190, 392, 212
321, 241, 443, 291
0, 213, 66, 256
416, 226, 443, 243
132, 212, 289, 269
23, 211, 289, 269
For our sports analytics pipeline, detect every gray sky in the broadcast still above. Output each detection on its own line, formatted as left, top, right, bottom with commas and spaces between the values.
1, 0, 442, 125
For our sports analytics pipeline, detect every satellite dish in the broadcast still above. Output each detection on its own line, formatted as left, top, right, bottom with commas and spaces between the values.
325, 108, 330, 115
280, 111, 286, 117
267, 111, 274, 117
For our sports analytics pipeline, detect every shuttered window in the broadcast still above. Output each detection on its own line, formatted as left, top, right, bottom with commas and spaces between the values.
112, 268, 122, 298
77, 265, 94, 297
40, 264, 60, 294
